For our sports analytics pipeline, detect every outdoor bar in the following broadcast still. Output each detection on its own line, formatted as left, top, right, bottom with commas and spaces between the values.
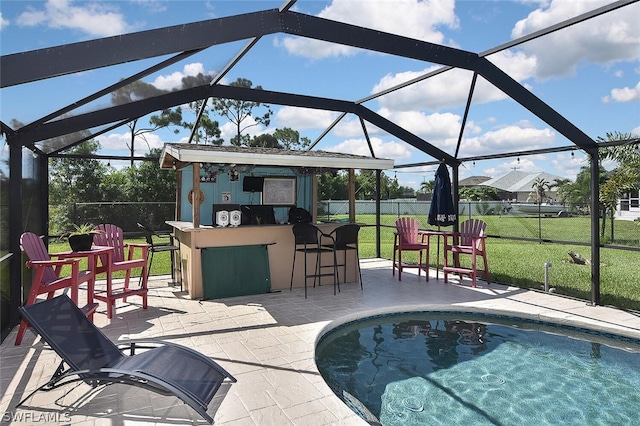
159, 143, 394, 299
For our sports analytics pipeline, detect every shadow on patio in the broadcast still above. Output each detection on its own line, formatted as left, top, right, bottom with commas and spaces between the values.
2, 259, 640, 425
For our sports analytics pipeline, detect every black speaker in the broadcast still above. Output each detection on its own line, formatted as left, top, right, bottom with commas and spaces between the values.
243, 176, 264, 192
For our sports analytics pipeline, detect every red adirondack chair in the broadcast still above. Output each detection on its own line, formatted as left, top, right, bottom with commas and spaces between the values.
16, 232, 97, 345
393, 217, 430, 281
443, 219, 490, 287
93, 224, 149, 319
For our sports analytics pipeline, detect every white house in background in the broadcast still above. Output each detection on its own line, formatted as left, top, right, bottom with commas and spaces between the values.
617, 190, 640, 221
480, 171, 565, 202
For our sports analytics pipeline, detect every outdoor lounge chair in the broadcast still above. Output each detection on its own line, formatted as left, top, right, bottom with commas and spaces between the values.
16, 294, 236, 424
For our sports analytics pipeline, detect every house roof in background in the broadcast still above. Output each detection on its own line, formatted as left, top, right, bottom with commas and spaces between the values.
459, 176, 492, 186
481, 171, 564, 193
159, 143, 394, 171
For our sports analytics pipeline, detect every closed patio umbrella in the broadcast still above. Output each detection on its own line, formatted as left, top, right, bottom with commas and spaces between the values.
428, 163, 457, 227
428, 162, 457, 278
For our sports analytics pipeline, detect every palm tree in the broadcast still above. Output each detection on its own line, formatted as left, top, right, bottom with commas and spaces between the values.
528, 178, 551, 204
597, 132, 640, 213
420, 179, 435, 193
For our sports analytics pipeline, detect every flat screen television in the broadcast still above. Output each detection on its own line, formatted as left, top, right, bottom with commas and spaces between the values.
241, 205, 276, 225
243, 176, 264, 192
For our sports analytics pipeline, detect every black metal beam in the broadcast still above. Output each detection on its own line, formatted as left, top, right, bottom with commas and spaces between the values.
2, 8, 482, 89
23, 49, 203, 133
17, 83, 458, 166
1, 4, 617, 160
16, 85, 212, 144
280, 11, 479, 70
355, 106, 457, 166
18, 84, 359, 144
589, 148, 601, 305
474, 58, 598, 151
0, 9, 285, 88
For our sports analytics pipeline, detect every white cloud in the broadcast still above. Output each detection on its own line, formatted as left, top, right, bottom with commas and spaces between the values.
485, 49, 538, 82
97, 131, 165, 155
460, 125, 556, 156
15, 0, 132, 37
130, 0, 167, 14
324, 137, 414, 162
550, 151, 588, 180
510, 0, 640, 80
602, 81, 640, 103
371, 55, 536, 113
377, 108, 462, 144
632, 125, 640, 136
151, 63, 209, 91
0, 13, 9, 30
276, 0, 458, 59
275, 106, 340, 129
218, 116, 269, 144
483, 157, 537, 177
332, 118, 369, 138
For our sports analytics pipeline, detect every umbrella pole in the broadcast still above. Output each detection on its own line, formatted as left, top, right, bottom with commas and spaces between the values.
436, 226, 441, 280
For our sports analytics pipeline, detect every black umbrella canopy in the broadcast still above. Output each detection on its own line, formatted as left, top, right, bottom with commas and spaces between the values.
428, 163, 457, 227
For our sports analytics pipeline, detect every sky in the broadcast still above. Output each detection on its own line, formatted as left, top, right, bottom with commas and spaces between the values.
1, 0, 639, 190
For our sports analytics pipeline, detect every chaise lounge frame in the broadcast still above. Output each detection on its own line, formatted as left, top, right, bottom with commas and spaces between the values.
16, 294, 236, 424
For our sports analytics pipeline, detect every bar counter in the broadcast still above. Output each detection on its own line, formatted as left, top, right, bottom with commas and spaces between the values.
167, 221, 358, 299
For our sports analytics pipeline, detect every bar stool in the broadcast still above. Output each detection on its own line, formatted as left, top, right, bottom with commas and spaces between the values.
137, 223, 182, 289
290, 223, 339, 298
322, 224, 362, 289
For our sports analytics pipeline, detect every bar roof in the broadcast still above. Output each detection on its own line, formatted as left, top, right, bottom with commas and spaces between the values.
160, 143, 394, 171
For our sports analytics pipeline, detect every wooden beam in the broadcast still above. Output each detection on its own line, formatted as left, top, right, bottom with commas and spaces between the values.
348, 169, 356, 222
192, 162, 201, 228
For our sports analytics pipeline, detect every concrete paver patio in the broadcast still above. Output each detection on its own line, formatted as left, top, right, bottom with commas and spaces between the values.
2, 258, 640, 425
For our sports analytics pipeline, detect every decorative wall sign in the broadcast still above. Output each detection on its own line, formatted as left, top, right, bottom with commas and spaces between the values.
263, 177, 296, 206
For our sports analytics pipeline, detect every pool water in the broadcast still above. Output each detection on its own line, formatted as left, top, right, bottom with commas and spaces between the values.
315, 312, 640, 425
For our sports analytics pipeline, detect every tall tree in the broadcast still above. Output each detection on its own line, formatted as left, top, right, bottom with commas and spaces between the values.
273, 128, 311, 150
597, 132, 640, 213
49, 140, 107, 205
125, 148, 177, 202
460, 186, 498, 201
49, 140, 108, 232
182, 100, 223, 145
210, 78, 273, 146
420, 179, 435, 193
111, 80, 182, 164
552, 178, 572, 204
356, 170, 377, 199
249, 133, 281, 148
528, 177, 552, 204
317, 171, 349, 200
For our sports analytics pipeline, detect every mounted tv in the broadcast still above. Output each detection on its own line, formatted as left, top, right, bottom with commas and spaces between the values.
241, 205, 276, 226
243, 176, 264, 192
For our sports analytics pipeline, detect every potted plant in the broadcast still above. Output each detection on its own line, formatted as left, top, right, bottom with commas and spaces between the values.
68, 223, 99, 252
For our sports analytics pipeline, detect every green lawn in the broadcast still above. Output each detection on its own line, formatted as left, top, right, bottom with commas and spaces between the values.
49, 236, 173, 281
353, 214, 640, 312
48, 216, 640, 311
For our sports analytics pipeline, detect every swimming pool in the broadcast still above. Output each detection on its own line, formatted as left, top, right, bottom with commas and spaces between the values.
315, 309, 640, 425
